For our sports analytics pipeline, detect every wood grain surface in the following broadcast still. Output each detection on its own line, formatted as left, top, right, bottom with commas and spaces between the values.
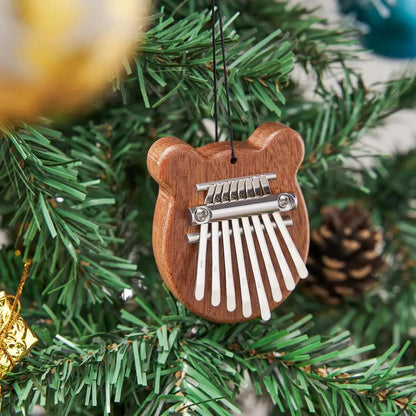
147, 122, 309, 323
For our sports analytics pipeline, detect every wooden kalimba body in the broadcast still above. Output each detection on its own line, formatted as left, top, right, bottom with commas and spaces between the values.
148, 122, 309, 323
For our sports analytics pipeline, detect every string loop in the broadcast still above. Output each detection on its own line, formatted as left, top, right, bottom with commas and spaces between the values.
211, 0, 237, 164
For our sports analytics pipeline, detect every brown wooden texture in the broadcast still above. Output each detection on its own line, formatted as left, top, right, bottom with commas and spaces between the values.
147, 122, 309, 323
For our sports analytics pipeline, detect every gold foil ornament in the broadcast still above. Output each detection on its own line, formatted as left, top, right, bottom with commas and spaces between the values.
0, 260, 38, 380
0, 0, 150, 124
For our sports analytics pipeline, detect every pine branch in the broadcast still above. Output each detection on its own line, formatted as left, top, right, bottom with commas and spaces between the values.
287, 72, 416, 193
282, 148, 416, 359
120, 1, 360, 143
160, 0, 360, 75
128, 8, 294, 138
1, 307, 416, 415
318, 150, 416, 356
0, 125, 136, 314
1, 1, 416, 414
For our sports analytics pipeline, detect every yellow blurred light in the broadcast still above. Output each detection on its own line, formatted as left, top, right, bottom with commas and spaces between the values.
0, 0, 150, 124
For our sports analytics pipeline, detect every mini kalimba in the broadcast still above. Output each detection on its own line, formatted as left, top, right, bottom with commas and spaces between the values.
148, 122, 309, 323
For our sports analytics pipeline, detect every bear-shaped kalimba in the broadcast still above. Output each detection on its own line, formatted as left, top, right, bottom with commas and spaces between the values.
147, 122, 309, 323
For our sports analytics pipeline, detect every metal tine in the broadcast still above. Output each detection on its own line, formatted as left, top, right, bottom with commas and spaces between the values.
221, 219, 236, 311
205, 184, 216, 205
210, 183, 223, 307
262, 213, 295, 291
195, 183, 217, 302
195, 223, 209, 301
237, 179, 246, 200
222, 181, 231, 203
272, 212, 309, 279
241, 216, 271, 321
252, 176, 263, 197
258, 175, 302, 287
260, 175, 271, 195
220, 182, 236, 311
231, 218, 252, 318
211, 221, 221, 306
231, 179, 253, 317
245, 178, 255, 198
230, 180, 238, 201
213, 183, 223, 204
241, 179, 271, 321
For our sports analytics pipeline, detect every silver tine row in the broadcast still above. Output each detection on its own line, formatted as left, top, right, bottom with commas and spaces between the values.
193, 174, 307, 321
186, 216, 293, 244
188, 193, 298, 225
196, 173, 277, 191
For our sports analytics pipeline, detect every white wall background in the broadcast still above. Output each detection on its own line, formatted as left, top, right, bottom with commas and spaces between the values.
293, 0, 416, 158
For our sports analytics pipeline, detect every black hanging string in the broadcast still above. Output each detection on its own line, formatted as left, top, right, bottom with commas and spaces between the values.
211, 0, 237, 164
211, 0, 219, 143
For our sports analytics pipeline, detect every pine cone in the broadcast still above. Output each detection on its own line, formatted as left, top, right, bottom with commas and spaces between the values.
305, 205, 384, 305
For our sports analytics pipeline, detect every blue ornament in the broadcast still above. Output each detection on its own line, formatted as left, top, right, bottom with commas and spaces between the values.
339, 0, 416, 58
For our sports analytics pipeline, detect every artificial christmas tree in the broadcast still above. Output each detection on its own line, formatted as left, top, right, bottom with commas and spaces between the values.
0, 0, 149, 124
0, 1, 416, 415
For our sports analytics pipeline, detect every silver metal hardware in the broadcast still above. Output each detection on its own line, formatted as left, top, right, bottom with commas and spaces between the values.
231, 218, 252, 318
241, 215, 270, 321
261, 214, 295, 291
194, 207, 211, 223
195, 173, 277, 191
188, 193, 298, 226
195, 223, 208, 301
211, 222, 220, 306
221, 219, 236, 312
189, 173, 308, 321
272, 211, 308, 279
186, 217, 293, 244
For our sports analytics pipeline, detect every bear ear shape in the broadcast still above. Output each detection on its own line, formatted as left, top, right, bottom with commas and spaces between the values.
247, 122, 305, 171
147, 137, 204, 190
